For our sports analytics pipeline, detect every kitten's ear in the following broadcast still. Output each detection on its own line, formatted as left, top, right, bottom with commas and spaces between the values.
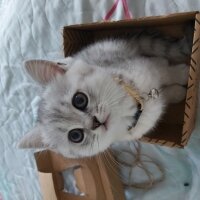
24, 60, 67, 85
18, 125, 47, 149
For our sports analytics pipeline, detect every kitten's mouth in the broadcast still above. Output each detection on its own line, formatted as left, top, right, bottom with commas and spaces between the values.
92, 115, 110, 131
103, 114, 110, 131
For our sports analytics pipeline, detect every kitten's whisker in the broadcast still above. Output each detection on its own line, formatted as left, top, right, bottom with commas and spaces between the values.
106, 149, 123, 167
89, 135, 95, 159
104, 94, 127, 106
102, 151, 122, 179
104, 91, 126, 101
96, 135, 100, 153
103, 151, 125, 194
36, 149, 49, 160
96, 152, 121, 195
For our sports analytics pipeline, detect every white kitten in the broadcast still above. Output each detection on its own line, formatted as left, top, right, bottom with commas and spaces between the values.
19, 33, 191, 158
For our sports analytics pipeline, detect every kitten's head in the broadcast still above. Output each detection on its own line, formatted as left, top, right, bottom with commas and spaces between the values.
19, 58, 138, 158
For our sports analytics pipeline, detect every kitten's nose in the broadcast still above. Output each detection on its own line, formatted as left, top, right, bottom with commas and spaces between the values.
92, 116, 102, 130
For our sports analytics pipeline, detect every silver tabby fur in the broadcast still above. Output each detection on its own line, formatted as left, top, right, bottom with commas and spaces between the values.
19, 27, 192, 158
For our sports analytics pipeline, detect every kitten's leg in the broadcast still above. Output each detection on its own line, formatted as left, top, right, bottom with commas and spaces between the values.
162, 85, 187, 104
136, 24, 193, 63
158, 64, 188, 103
161, 64, 189, 86
170, 64, 189, 85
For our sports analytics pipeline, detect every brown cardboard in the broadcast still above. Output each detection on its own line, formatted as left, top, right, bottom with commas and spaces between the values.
34, 150, 125, 200
63, 11, 200, 148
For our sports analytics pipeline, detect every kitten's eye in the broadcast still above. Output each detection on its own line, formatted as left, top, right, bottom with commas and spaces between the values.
72, 92, 88, 111
68, 129, 84, 143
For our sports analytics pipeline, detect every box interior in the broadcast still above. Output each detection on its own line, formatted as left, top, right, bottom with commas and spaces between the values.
63, 12, 199, 147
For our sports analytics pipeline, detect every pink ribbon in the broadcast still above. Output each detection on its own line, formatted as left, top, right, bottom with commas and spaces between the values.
104, 0, 133, 21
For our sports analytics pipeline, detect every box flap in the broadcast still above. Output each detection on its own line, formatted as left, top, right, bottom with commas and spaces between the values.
64, 11, 198, 30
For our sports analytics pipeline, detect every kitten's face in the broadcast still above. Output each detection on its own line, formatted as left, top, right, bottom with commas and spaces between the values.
20, 59, 137, 158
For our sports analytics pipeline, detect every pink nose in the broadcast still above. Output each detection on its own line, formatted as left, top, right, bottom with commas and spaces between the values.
92, 116, 102, 130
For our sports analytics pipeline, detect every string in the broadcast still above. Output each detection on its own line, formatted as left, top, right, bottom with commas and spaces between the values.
113, 76, 144, 110
104, 0, 133, 21
115, 141, 165, 189
104, 0, 120, 21
122, 0, 133, 19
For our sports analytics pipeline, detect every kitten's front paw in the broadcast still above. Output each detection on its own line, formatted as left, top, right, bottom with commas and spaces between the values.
164, 85, 187, 104
176, 64, 189, 85
172, 85, 187, 103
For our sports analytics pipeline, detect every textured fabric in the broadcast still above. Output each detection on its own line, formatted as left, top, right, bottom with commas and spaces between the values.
0, 0, 200, 200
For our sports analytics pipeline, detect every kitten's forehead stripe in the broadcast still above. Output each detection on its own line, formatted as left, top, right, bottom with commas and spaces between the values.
77, 67, 94, 83
43, 104, 81, 125
81, 137, 90, 146
37, 99, 47, 123
60, 101, 68, 106
57, 127, 68, 132
47, 108, 75, 123
85, 67, 94, 75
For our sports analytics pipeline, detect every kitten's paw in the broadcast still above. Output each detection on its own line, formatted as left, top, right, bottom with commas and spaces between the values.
164, 85, 187, 104
176, 64, 189, 85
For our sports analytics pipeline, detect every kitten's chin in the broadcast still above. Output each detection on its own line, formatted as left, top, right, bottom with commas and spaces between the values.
60, 149, 109, 159
54, 141, 112, 159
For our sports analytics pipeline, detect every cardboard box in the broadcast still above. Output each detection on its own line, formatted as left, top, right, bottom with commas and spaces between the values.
34, 150, 125, 200
35, 12, 200, 200
63, 11, 200, 148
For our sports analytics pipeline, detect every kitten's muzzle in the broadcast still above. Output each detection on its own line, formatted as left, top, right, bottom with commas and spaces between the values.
92, 116, 102, 130
91, 115, 110, 131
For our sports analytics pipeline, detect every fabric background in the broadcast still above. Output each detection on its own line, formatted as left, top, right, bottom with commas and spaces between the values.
0, 0, 200, 200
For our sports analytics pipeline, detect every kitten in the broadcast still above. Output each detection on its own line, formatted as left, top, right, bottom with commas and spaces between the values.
18, 29, 192, 158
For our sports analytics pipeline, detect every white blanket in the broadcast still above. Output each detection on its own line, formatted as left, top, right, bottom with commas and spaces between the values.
0, 0, 200, 200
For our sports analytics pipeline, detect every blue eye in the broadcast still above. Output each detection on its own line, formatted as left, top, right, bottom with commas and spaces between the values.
68, 129, 84, 143
72, 92, 88, 111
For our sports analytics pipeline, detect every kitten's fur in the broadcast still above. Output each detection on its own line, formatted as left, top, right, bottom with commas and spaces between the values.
19, 30, 192, 158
